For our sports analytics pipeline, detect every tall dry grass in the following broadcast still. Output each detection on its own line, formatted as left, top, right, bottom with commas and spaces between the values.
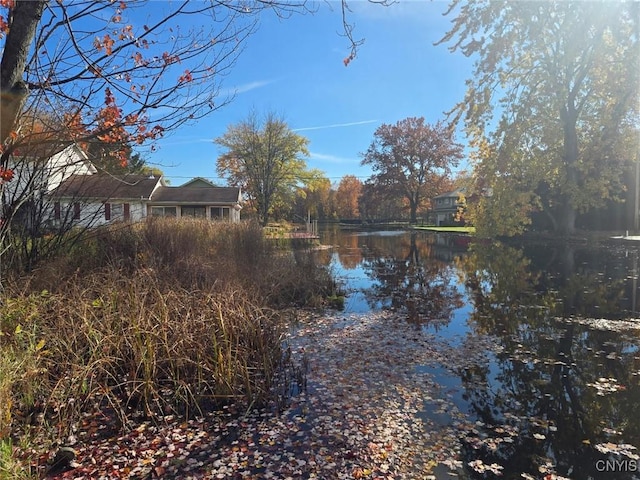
0, 218, 333, 475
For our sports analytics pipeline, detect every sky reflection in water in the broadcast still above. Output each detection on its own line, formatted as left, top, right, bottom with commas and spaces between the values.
317, 227, 640, 480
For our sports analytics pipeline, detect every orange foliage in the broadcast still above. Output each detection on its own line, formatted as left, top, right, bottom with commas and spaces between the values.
117, 25, 134, 41
57, 88, 165, 168
93, 34, 115, 55
162, 52, 180, 65
335, 175, 362, 219
0, 15, 7, 37
132, 52, 145, 66
0, 0, 10, 37
0, 167, 14, 182
90, 89, 164, 166
178, 70, 193, 83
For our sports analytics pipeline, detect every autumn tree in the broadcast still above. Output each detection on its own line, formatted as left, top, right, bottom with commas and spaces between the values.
0, 0, 325, 281
295, 171, 332, 221
0, 0, 390, 281
273, 168, 329, 222
358, 181, 406, 222
440, 1, 640, 236
0, 1, 317, 146
87, 142, 161, 176
358, 181, 383, 222
334, 175, 363, 220
0, 2, 260, 265
0, 0, 386, 152
361, 117, 463, 224
215, 111, 312, 226
0, 1, 384, 211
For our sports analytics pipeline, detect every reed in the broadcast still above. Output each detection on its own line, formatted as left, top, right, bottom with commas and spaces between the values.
0, 218, 331, 476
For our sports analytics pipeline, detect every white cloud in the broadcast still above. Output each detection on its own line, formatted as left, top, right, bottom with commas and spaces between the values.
235, 80, 273, 94
219, 79, 274, 97
155, 137, 213, 147
309, 151, 359, 164
293, 119, 378, 132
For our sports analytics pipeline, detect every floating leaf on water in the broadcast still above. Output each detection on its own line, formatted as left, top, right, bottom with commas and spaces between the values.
586, 378, 626, 395
595, 443, 639, 460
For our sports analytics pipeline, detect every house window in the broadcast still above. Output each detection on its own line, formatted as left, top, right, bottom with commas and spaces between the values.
54, 202, 61, 220
124, 203, 130, 221
112, 203, 123, 219
181, 206, 206, 218
73, 202, 81, 219
210, 207, 230, 219
105, 203, 128, 221
151, 206, 177, 217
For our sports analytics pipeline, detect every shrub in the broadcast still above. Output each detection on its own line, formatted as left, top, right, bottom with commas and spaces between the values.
51, 272, 283, 419
1, 218, 333, 473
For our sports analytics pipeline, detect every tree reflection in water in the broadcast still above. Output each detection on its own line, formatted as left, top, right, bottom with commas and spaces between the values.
358, 232, 464, 327
457, 240, 640, 479
319, 227, 640, 479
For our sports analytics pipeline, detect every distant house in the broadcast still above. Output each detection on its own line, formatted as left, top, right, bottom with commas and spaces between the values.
148, 177, 242, 222
433, 189, 466, 226
50, 174, 242, 227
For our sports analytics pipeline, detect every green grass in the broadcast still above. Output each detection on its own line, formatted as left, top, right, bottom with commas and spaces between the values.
411, 225, 476, 234
0, 438, 37, 480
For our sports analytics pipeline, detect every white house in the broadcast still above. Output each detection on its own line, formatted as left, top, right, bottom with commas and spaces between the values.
3, 141, 242, 230
147, 177, 242, 222
50, 174, 242, 227
433, 189, 465, 226
2, 143, 97, 231
7, 143, 96, 192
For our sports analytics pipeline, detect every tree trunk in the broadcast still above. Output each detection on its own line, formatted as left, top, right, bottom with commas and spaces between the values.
543, 207, 558, 232
408, 196, 418, 224
0, 0, 47, 145
258, 201, 268, 227
557, 199, 577, 236
407, 233, 419, 264
557, 99, 580, 236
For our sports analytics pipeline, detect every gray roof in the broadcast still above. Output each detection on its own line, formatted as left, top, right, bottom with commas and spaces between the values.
150, 185, 240, 204
434, 188, 465, 199
51, 174, 240, 205
180, 177, 218, 188
52, 174, 161, 200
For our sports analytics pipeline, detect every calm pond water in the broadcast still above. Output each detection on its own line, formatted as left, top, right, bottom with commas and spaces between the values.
314, 226, 640, 480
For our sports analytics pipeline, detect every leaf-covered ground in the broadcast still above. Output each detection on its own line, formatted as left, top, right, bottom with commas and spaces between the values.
28, 310, 616, 479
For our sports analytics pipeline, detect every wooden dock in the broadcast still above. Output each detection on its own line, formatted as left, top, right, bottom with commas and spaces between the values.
281, 232, 319, 240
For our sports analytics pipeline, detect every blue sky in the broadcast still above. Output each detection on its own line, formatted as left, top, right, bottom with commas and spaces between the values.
147, 1, 474, 186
